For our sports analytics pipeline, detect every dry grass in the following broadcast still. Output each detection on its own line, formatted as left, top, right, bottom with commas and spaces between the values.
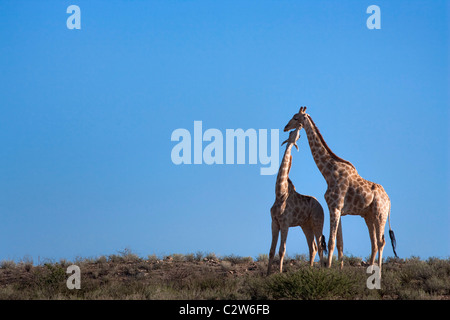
1, 251, 449, 300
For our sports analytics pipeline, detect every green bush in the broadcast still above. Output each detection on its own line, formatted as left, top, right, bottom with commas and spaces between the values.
267, 267, 359, 300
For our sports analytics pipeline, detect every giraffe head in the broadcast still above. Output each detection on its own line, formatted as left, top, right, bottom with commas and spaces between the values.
284, 106, 308, 132
281, 127, 300, 150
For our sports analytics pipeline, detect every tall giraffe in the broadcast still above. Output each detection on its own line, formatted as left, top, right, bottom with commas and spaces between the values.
267, 128, 327, 275
284, 107, 397, 273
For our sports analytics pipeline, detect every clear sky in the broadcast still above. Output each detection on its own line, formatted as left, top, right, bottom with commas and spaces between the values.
0, 0, 448, 263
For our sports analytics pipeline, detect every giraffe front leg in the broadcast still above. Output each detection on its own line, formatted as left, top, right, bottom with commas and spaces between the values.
267, 221, 279, 276
327, 208, 341, 268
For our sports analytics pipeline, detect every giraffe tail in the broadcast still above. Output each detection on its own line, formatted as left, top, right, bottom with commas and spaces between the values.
320, 235, 327, 255
388, 206, 398, 258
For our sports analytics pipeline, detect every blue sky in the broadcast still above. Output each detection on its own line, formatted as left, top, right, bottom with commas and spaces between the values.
0, 0, 448, 263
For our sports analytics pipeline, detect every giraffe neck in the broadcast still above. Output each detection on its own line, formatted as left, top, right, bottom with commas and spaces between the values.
275, 143, 294, 198
303, 115, 355, 183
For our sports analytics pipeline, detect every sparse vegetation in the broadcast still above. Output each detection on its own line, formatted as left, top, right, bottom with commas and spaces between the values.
267, 267, 360, 300
0, 251, 449, 300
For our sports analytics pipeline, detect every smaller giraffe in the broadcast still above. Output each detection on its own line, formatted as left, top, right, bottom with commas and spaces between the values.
267, 128, 327, 275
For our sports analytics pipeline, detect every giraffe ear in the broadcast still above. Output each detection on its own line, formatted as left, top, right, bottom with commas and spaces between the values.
281, 139, 288, 146
294, 142, 299, 150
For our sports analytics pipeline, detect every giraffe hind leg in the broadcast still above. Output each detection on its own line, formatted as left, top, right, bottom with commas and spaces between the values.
365, 217, 378, 266
375, 214, 387, 274
302, 227, 316, 267
278, 227, 289, 273
336, 217, 344, 269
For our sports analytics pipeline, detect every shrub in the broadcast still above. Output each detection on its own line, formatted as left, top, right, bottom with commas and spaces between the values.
344, 255, 363, 267
194, 251, 204, 261
172, 254, 186, 262
204, 252, 218, 261
223, 255, 253, 265
293, 254, 308, 263
0, 260, 16, 269
184, 253, 195, 262
118, 248, 141, 262
267, 267, 358, 300
147, 254, 159, 262
256, 254, 268, 263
